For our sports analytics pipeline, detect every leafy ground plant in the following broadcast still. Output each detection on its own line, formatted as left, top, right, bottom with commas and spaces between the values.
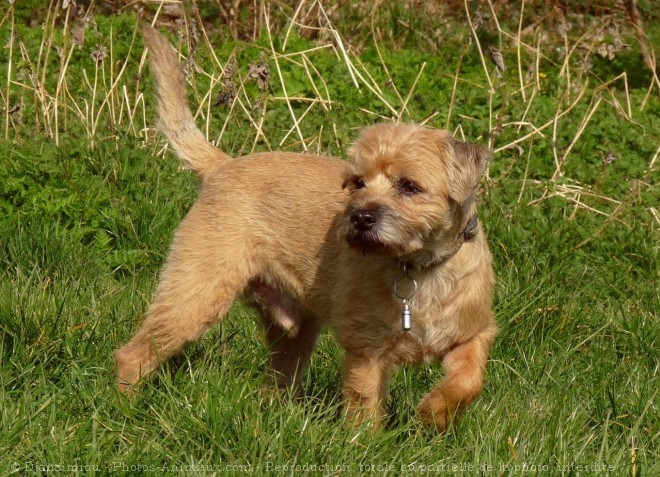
1, 1, 658, 475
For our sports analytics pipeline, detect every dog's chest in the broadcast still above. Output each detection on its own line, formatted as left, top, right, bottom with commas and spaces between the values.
380, 304, 456, 364
398, 274, 458, 353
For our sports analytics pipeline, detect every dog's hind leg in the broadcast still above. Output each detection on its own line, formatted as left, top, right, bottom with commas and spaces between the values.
114, 211, 252, 392
248, 281, 321, 390
262, 315, 321, 391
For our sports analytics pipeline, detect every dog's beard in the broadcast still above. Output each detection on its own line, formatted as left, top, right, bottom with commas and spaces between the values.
345, 229, 391, 255
342, 213, 422, 257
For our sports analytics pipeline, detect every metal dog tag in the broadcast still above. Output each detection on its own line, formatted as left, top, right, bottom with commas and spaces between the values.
401, 299, 413, 331
394, 263, 417, 332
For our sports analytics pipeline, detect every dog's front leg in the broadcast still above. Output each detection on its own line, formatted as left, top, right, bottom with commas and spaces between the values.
418, 325, 496, 431
342, 352, 389, 429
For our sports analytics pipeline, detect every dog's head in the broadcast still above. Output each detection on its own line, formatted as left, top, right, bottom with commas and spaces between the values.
340, 123, 490, 264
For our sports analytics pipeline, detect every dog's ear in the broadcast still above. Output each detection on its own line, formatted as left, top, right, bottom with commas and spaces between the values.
445, 139, 491, 205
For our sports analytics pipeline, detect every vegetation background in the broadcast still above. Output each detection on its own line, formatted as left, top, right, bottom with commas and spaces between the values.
1, 0, 658, 475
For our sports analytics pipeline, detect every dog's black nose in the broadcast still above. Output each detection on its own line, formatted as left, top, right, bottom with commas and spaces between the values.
350, 209, 378, 231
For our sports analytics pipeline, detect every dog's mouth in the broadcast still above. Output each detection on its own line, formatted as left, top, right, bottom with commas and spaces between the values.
345, 230, 392, 255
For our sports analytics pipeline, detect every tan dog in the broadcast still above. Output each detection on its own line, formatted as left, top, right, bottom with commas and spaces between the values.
115, 26, 498, 431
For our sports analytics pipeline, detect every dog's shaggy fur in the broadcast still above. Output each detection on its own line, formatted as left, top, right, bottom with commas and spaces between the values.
115, 26, 498, 431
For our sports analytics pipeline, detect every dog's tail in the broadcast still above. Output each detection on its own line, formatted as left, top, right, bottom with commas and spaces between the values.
142, 25, 230, 177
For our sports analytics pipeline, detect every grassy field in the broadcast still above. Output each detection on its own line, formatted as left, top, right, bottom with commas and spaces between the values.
1, 1, 658, 475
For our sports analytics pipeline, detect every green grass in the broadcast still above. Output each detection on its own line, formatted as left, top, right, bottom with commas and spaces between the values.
1, 2, 658, 476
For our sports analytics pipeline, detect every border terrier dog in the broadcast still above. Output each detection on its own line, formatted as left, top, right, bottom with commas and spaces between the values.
115, 26, 497, 431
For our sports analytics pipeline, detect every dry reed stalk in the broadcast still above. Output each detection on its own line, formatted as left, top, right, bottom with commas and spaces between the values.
552, 96, 603, 180
4, 7, 15, 140
557, 8, 571, 92
36, 0, 58, 137
265, 8, 307, 150
445, 47, 466, 129
282, 0, 307, 52
279, 101, 316, 147
317, 3, 399, 117
357, 108, 391, 121
464, 0, 493, 97
396, 62, 426, 121
301, 54, 332, 111
517, 135, 535, 204
493, 84, 589, 155
418, 111, 439, 126
371, 14, 405, 108
516, 0, 526, 103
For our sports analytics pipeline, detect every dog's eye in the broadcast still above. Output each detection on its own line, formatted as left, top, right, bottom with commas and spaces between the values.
353, 176, 366, 189
398, 178, 422, 196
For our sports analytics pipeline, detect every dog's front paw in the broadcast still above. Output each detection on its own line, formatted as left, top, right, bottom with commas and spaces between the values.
418, 391, 455, 431
343, 399, 384, 432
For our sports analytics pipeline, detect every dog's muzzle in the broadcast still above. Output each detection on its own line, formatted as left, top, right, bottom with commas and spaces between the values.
350, 208, 379, 232
345, 206, 390, 254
